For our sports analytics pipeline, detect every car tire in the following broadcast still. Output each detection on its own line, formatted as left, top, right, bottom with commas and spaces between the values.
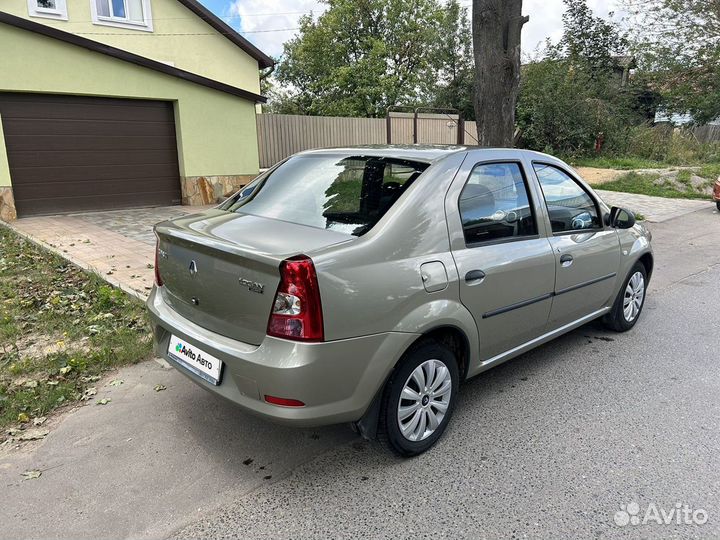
378, 340, 459, 457
603, 261, 648, 332
716, 201, 720, 212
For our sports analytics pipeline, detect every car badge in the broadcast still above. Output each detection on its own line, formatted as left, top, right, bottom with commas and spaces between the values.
239, 277, 264, 294
188, 260, 198, 277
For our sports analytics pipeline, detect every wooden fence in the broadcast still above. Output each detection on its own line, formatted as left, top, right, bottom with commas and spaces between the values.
256, 112, 479, 168
693, 124, 720, 143
257, 114, 385, 168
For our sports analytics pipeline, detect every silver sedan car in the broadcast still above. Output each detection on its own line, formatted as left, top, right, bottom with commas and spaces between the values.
147, 146, 653, 456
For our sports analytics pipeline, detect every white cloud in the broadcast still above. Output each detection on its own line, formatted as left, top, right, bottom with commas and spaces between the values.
522, 0, 624, 58
226, 0, 624, 60
226, 0, 326, 59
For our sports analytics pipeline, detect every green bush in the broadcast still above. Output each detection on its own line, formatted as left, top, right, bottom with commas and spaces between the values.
516, 59, 642, 157
616, 125, 720, 165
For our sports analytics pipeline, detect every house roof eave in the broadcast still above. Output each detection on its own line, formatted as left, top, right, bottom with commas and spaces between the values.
176, 0, 274, 70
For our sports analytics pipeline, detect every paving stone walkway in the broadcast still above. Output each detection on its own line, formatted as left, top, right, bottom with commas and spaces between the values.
8, 205, 207, 299
594, 190, 710, 223
69, 207, 193, 246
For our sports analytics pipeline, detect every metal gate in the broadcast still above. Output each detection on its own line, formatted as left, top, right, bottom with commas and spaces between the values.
386, 108, 469, 145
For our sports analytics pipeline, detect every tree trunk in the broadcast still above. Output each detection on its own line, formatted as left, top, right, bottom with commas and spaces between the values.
472, 0, 528, 147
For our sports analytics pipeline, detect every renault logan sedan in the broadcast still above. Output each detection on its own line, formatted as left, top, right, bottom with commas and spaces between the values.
148, 146, 653, 456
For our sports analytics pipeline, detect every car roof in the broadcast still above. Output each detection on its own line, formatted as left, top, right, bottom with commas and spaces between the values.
296, 145, 558, 164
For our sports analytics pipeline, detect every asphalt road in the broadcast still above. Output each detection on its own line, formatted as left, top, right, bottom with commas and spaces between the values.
3, 206, 719, 540
168, 208, 720, 539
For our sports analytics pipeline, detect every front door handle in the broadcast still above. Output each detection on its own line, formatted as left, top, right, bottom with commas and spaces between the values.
465, 269, 486, 283
560, 254, 574, 267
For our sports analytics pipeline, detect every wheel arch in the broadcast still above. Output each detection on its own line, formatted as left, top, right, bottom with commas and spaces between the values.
410, 325, 471, 381
354, 322, 475, 441
638, 252, 654, 282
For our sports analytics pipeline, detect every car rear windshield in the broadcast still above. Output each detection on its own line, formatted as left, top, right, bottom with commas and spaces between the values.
219, 154, 429, 236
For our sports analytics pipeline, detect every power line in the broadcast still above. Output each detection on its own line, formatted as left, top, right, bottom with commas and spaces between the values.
59, 10, 314, 23
75, 27, 300, 36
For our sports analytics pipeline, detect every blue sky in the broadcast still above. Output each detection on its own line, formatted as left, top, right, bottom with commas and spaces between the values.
195, 0, 622, 60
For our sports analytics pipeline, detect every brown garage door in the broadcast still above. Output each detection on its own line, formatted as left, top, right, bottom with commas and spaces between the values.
0, 93, 181, 217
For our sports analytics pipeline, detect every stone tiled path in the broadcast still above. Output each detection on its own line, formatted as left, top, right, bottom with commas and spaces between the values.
594, 190, 710, 223
69, 206, 195, 246
8, 205, 208, 299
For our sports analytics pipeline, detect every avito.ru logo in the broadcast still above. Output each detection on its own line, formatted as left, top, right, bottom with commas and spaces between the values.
614, 501, 708, 527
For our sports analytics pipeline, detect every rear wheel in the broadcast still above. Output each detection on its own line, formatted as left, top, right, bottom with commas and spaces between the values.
716, 201, 720, 212
378, 340, 459, 457
603, 262, 647, 332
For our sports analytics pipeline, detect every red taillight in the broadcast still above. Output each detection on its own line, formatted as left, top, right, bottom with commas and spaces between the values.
154, 240, 163, 287
267, 255, 324, 342
264, 395, 305, 407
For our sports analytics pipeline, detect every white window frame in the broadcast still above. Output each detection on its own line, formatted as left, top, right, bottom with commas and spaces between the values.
27, 0, 68, 21
90, 0, 154, 32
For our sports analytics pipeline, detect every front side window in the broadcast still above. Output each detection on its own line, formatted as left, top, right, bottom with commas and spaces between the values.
533, 163, 602, 233
220, 155, 428, 237
458, 162, 538, 245
27, 0, 68, 20
93, 0, 152, 29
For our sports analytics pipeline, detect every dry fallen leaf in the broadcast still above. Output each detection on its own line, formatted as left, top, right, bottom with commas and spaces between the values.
80, 387, 97, 401
153, 384, 167, 392
17, 412, 29, 423
108, 379, 124, 387
33, 417, 47, 426
96, 398, 111, 406
14, 428, 49, 441
21, 470, 41, 480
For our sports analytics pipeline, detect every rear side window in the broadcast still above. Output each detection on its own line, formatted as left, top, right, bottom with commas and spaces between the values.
220, 155, 428, 236
458, 162, 538, 244
533, 163, 602, 233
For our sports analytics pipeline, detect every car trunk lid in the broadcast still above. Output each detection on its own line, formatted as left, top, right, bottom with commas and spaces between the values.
155, 209, 352, 345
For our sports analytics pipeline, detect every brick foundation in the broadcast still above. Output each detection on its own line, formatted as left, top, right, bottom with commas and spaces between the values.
0, 187, 17, 221
180, 175, 257, 206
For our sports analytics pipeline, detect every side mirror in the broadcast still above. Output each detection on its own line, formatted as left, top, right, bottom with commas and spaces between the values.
609, 206, 636, 229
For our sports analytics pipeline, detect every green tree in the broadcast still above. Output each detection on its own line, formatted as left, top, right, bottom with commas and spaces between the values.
430, 0, 475, 119
556, 0, 627, 76
516, 0, 644, 154
625, 0, 720, 124
274, 0, 448, 117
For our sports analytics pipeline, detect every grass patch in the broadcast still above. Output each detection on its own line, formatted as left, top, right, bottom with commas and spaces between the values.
600, 172, 713, 200
0, 226, 152, 435
699, 163, 720, 180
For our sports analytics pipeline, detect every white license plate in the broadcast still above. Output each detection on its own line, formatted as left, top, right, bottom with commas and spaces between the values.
167, 335, 223, 385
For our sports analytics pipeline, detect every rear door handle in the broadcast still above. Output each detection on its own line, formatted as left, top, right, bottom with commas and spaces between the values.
465, 269, 486, 283
560, 254, 574, 267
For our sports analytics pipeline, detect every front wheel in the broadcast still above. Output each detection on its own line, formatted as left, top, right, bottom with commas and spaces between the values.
603, 262, 647, 332
378, 341, 459, 457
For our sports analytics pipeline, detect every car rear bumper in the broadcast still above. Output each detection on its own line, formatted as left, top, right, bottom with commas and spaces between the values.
147, 286, 418, 427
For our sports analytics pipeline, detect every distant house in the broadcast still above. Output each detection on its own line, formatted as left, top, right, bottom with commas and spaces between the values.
612, 55, 636, 88
654, 111, 720, 127
0, 0, 273, 220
